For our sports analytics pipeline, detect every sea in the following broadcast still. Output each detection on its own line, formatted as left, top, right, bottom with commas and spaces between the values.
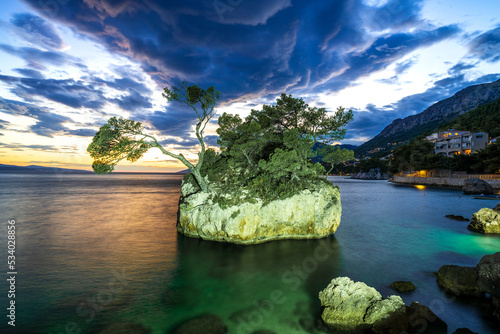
0, 173, 499, 334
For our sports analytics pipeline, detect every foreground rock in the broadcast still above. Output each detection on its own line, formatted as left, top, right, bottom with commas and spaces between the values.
437, 252, 500, 322
319, 277, 445, 333
467, 208, 500, 234
350, 168, 390, 180
462, 178, 494, 195
177, 176, 341, 244
476, 253, 500, 320
436, 265, 481, 297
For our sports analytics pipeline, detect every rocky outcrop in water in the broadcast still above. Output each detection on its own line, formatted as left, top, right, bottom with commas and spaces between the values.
436, 265, 481, 297
350, 168, 390, 180
177, 177, 341, 245
467, 208, 500, 234
436, 252, 500, 322
389, 281, 416, 292
462, 178, 494, 195
318, 277, 446, 333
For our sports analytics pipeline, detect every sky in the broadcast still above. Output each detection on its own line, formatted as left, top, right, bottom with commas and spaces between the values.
0, 0, 499, 172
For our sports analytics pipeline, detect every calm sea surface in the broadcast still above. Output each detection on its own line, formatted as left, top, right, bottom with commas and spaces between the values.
0, 173, 499, 334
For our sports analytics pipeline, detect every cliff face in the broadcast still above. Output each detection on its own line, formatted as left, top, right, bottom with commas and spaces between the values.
177, 178, 342, 245
356, 79, 500, 154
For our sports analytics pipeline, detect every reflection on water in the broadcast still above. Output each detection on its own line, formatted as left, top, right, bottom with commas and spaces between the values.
0, 174, 499, 333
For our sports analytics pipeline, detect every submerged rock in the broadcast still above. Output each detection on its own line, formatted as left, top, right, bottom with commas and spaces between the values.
177, 177, 341, 244
445, 214, 470, 222
468, 208, 500, 234
462, 178, 494, 195
174, 314, 227, 334
350, 168, 390, 180
436, 265, 481, 297
318, 277, 407, 333
390, 281, 416, 292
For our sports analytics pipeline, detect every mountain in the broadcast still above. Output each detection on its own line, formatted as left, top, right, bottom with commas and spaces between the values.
0, 164, 92, 174
355, 79, 500, 155
438, 98, 500, 137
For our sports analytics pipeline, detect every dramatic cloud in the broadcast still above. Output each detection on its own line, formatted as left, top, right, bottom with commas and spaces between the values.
0, 98, 95, 137
146, 103, 198, 138
0, 74, 153, 112
468, 26, 500, 63
0, 44, 83, 70
13, 68, 45, 79
20, 0, 459, 102
10, 12, 65, 50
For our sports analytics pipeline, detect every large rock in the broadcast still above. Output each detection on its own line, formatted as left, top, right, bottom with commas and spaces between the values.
350, 168, 390, 180
462, 178, 494, 195
476, 252, 500, 295
467, 208, 500, 234
407, 302, 447, 334
493, 203, 500, 212
177, 176, 341, 244
436, 265, 481, 297
318, 277, 407, 333
476, 252, 500, 321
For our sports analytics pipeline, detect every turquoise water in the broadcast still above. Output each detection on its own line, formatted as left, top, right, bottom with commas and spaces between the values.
0, 173, 499, 333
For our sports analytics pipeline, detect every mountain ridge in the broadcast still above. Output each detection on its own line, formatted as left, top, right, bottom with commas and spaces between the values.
355, 79, 500, 155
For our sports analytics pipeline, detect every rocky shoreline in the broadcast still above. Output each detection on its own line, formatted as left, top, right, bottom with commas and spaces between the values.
349, 168, 390, 180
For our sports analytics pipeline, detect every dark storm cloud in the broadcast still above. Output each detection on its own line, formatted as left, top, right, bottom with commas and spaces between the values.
0, 44, 83, 70
20, 0, 460, 103
0, 74, 153, 112
0, 74, 106, 109
468, 26, 500, 63
10, 12, 65, 50
146, 103, 198, 138
0, 97, 95, 137
448, 62, 477, 75
13, 68, 45, 79
112, 90, 153, 112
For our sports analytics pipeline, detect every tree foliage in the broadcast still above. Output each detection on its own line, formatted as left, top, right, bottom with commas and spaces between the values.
208, 93, 353, 201
87, 83, 220, 192
318, 145, 355, 174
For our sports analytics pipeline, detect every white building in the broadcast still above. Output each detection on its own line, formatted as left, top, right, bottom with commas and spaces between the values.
426, 129, 489, 156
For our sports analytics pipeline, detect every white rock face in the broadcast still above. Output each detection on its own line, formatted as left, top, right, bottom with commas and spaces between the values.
318, 277, 406, 332
177, 178, 341, 245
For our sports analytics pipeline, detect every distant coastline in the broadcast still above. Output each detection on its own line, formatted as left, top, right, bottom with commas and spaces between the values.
0, 164, 188, 174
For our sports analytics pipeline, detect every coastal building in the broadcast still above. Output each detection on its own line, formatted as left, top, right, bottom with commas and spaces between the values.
425, 129, 489, 156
